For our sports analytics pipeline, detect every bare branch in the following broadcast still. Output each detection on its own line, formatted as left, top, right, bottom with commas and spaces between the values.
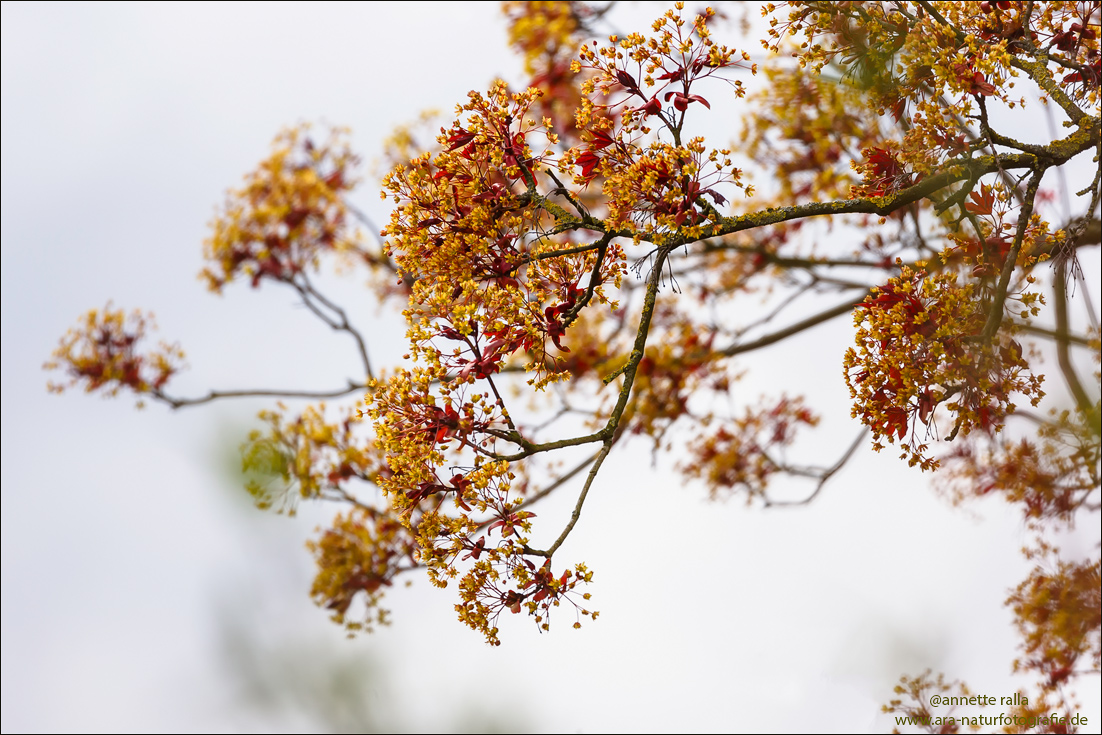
764, 429, 868, 508
152, 381, 368, 410
291, 274, 375, 380
717, 297, 865, 357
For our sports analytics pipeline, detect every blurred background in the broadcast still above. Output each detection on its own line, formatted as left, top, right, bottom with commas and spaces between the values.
2, 2, 1099, 732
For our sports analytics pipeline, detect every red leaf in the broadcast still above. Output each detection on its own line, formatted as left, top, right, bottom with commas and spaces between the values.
636, 97, 662, 117
702, 189, 726, 206
590, 130, 616, 150
966, 184, 996, 215
283, 207, 310, 229
576, 150, 601, 182
446, 130, 476, 151
614, 69, 637, 89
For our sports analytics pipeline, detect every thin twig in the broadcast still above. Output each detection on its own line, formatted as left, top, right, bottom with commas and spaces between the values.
717, 296, 865, 357
765, 429, 868, 508
523, 440, 613, 558
152, 381, 369, 409
292, 274, 374, 380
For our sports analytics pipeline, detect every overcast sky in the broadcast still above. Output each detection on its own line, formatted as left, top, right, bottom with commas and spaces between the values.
3, 2, 1099, 733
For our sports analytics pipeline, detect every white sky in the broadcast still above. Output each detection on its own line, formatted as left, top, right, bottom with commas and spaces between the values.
2, 2, 1099, 732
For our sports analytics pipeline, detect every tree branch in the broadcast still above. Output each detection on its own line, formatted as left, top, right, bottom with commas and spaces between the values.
980, 168, 1044, 339
152, 381, 369, 409
522, 440, 613, 558
291, 274, 375, 380
716, 296, 866, 357
1053, 256, 1100, 433
764, 429, 868, 508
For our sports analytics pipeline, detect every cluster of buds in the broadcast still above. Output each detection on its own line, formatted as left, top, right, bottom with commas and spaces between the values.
844, 266, 1043, 469
45, 304, 184, 403
202, 124, 363, 291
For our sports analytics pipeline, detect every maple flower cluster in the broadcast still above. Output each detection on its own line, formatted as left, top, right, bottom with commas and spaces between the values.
241, 402, 381, 512
202, 124, 364, 292
844, 265, 1043, 469
307, 507, 417, 634
682, 396, 820, 500
740, 62, 887, 203
45, 304, 184, 404
564, 5, 756, 237
43, 2, 1100, 677
365, 4, 771, 640
503, 0, 580, 76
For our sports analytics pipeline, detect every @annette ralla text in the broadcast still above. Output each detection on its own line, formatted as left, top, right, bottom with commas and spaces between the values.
892, 694, 1089, 731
